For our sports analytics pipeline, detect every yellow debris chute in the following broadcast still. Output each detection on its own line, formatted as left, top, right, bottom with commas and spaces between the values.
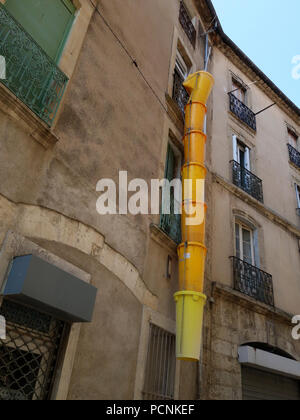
175, 71, 214, 361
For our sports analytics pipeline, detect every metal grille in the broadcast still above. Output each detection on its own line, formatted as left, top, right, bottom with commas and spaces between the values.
287, 144, 300, 169
229, 93, 257, 131
231, 257, 274, 306
179, 1, 196, 48
173, 68, 189, 116
143, 324, 176, 400
231, 160, 264, 202
0, 300, 66, 400
0, 4, 68, 126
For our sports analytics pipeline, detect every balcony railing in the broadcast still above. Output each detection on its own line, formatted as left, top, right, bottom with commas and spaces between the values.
0, 4, 68, 126
229, 93, 256, 131
287, 144, 300, 169
179, 1, 196, 48
173, 69, 189, 115
160, 193, 181, 244
231, 160, 264, 202
231, 257, 274, 306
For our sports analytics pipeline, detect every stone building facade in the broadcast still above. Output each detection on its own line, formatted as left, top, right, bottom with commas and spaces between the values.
0, 0, 299, 400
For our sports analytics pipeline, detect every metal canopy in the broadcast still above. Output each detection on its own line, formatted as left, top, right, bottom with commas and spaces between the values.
2, 255, 97, 323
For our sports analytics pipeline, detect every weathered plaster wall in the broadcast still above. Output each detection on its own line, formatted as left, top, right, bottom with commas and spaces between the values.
207, 47, 300, 315
0, 0, 208, 399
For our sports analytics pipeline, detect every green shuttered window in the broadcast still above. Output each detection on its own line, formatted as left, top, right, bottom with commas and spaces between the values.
5, 0, 76, 62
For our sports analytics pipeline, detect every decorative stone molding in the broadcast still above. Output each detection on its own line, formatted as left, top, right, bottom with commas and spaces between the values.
150, 223, 178, 256
212, 282, 293, 326
0, 82, 59, 149
0, 193, 158, 310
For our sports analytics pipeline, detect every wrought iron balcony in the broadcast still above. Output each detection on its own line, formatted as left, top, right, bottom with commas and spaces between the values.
0, 4, 68, 126
179, 1, 196, 48
229, 93, 256, 131
231, 160, 264, 202
160, 212, 181, 244
173, 68, 189, 115
231, 257, 274, 306
160, 193, 181, 244
287, 144, 300, 169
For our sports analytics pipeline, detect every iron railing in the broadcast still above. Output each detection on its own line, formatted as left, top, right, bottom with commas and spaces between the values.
160, 189, 181, 244
142, 324, 176, 400
172, 68, 189, 116
160, 211, 181, 244
229, 93, 256, 131
231, 160, 264, 202
0, 4, 68, 126
179, 1, 196, 48
287, 144, 300, 169
231, 257, 274, 306
0, 300, 66, 400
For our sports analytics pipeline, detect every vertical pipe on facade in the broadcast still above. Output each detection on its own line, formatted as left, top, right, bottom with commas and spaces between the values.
174, 71, 214, 361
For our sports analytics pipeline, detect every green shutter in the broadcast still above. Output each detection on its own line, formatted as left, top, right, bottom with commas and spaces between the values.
165, 144, 175, 182
160, 144, 181, 244
5, 0, 75, 62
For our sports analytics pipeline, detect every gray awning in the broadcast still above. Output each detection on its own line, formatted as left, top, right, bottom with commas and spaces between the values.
2, 255, 97, 323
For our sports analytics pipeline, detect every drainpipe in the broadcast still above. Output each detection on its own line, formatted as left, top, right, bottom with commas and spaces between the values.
174, 71, 214, 361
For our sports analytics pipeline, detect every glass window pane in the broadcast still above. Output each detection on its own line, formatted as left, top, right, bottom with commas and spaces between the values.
242, 228, 252, 264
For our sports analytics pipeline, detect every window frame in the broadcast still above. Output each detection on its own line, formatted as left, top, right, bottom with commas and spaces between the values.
142, 323, 176, 400
233, 135, 251, 170
235, 221, 255, 266
295, 183, 300, 210
232, 77, 247, 104
288, 128, 299, 151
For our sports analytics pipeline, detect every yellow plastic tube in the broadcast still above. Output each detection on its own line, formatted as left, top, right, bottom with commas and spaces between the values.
181, 201, 207, 243
183, 71, 215, 103
177, 242, 207, 292
184, 102, 207, 133
174, 291, 207, 361
182, 163, 206, 203
183, 131, 206, 165
175, 70, 214, 362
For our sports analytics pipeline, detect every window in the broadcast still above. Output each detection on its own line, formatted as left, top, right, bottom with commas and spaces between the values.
232, 78, 247, 104
142, 324, 176, 400
0, 300, 66, 400
172, 49, 191, 114
0, 1, 73, 125
288, 128, 298, 151
5, 0, 76, 63
233, 135, 250, 170
235, 222, 255, 265
175, 50, 189, 81
295, 184, 300, 212
160, 142, 182, 244
179, 1, 196, 48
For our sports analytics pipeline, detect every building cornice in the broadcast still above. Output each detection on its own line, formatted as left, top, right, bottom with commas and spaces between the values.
212, 282, 294, 326
193, 0, 300, 127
